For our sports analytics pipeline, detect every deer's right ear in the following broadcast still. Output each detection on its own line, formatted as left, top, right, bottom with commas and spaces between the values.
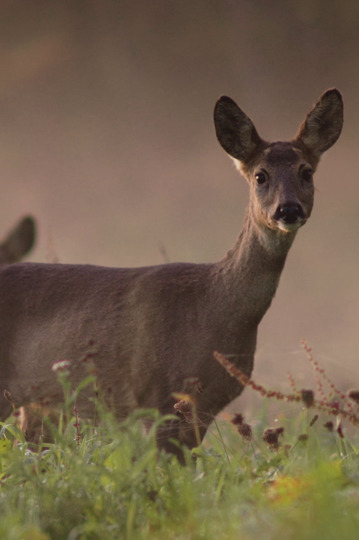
214, 96, 262, 163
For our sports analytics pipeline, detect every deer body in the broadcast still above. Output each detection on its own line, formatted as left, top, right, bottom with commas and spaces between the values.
0, 90, 343, 457
1, 259, 257, 444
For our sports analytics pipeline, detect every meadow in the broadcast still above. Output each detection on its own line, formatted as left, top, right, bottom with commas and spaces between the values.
1, 346, 359, 540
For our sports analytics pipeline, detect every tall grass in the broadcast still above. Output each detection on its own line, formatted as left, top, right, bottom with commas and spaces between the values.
1, 348, 359, 539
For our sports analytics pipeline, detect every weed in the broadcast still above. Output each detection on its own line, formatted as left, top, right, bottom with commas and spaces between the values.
0, 348, 358, 539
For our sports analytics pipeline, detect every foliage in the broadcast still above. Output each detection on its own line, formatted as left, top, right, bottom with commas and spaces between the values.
0, 408, 359, 539
1, 349, 359, 540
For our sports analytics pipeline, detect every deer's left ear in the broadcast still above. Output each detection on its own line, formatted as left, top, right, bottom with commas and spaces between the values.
295, 88, 343, 157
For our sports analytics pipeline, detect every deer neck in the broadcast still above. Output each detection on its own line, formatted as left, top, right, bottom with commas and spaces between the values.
215, 209, 297, 325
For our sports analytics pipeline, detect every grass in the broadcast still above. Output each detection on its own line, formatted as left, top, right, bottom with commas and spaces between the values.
1, 348, 359, 539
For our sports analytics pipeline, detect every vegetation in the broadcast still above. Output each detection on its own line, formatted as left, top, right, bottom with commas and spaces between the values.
1, 347, 359, 540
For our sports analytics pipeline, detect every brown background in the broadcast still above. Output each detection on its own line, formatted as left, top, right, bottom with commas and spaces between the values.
1, 1, 358, 409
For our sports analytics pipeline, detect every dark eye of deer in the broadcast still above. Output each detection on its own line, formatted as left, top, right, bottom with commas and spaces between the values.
255, 172, 267, 185
301, 168, 313, 182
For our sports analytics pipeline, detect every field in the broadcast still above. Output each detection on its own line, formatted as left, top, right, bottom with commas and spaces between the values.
1, 351, 359, 540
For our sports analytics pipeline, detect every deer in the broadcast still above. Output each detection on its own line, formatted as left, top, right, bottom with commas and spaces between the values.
0, 216, 35, 265
0, 90, 343, 461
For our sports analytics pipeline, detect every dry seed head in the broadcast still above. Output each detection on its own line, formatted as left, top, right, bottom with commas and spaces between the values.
3, 389, 15, 406
301, 389, 314, 408
231, 413, 245, 426
324, 421, 334, 432
347, 390, 359, 405
329, 399, 340, 415
309, 414, 319, 427
263, 427, 284, 450
231, 413, 252, 440
237, 422, 252, 441
173, 399, 194, 423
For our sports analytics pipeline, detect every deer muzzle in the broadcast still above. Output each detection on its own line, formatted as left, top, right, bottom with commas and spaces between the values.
273, 203, 306, 231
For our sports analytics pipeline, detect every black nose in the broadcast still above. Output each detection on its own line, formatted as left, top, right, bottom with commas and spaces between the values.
274, 204, 305, 224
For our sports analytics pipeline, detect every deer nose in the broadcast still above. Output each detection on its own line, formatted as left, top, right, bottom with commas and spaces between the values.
274, 203, 305, 224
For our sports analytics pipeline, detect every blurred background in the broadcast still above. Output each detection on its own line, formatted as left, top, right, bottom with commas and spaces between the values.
1, 0, 358, 413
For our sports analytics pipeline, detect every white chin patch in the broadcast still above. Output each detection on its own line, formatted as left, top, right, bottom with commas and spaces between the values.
277, 221, 302, 232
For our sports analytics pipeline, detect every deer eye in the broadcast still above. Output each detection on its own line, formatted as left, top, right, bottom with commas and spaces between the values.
255, 172, 267, 185
301, 167, 313, 183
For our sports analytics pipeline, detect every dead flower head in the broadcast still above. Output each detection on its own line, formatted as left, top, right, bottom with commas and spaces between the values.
347, 390, 359, 405
263, 427, 284, 450
300, 389, 314, 408
231, 414, 252, 441
231, 413, 245, 426
173, 398, 194, 423
324, 421, 334, 432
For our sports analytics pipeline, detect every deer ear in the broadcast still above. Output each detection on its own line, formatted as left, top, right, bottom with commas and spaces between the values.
214, 96, 262, 163
296, 88, 343, 157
